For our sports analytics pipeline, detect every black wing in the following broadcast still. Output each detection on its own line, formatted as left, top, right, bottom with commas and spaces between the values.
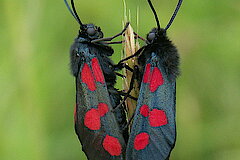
126, 53, 176, 160
72, 44, 126, 160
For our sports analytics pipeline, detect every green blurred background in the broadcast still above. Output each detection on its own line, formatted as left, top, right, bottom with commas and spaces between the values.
1, 0, 240, 159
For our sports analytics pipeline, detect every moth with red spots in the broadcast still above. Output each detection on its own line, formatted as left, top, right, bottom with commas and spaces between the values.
64, 0, 129, 159
119, 0, 183, 159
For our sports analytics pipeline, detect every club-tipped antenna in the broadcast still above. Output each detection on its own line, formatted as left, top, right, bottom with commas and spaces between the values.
147, 0, 161, 30
70, 0, 83, 27
165, 0, 183, 30
64, 0, 78, 22
64, 0, 84, 27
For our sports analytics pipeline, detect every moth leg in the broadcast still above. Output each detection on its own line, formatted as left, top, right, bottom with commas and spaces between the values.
114, 63, 134, 72
91, 22, 130, 43
118, 46, 146, 64
118, 91, 137, 101
115, 72, 126, 78
133, 32, 146, 41
123, 64, 134, 72
122, 111, 135, 131
105, 40, 125, 44
112, 66, 138, 112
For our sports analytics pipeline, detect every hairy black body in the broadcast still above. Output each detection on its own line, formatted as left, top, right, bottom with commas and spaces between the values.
138, 28, 180, 83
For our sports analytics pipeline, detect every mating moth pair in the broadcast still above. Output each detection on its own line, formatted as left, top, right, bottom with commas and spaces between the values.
65, 0, 183, 159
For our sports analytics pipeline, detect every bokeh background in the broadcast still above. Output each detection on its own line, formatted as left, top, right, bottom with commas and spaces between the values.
1, 0, 240, 159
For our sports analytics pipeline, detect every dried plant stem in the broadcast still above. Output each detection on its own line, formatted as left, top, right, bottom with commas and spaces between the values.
123, 24, 140, 121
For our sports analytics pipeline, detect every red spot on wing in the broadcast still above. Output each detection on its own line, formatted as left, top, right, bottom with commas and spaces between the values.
97, 103, 109, 117
81, 63, 96, 91
149, 67, 164, 92
74, 104, 77, 123
84, 109, 101, 130
134, 132, 150, 150
149, 109, 168, 127
92, 58, 105, 83
103, 135, 122, 156
140, 105, 150, 117
143, 63, 151, 83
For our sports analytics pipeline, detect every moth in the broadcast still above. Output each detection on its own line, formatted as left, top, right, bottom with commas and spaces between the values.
64, 0, 130, 159
118, 0, 183, 159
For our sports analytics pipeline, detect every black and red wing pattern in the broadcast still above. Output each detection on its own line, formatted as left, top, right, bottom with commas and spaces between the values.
126, 53, 176, 160
73, 47, 126, 160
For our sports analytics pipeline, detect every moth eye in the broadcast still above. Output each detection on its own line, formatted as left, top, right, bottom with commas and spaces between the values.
87, 28, 96, 36
147, 33, 156, 41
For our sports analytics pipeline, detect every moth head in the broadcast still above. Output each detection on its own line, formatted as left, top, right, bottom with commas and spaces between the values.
80, 24, 103, 39
147, 28, 166, 43
64, 0, 103, 40
146, 0, 183, 41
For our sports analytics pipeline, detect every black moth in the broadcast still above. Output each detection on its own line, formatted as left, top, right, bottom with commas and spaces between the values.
65, 0, 183, 159
118, 0, 183, 159
64, 0, 130, 159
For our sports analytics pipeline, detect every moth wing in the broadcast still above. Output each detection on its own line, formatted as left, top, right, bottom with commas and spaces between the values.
91, 46, 129, 142
74, 48, 126, 160
126, 55, 176, 160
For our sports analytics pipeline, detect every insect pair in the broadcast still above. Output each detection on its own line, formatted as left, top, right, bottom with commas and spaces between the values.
65, 0, 183, 159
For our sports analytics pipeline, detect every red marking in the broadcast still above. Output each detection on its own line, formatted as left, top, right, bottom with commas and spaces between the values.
81, 63, 96, 91
143, 63, 151, 83
97, 103, 109, 117
140, 105, 150, 117
149, 67, 164, 92
103, 135, 122, 156
84, 109, 101, 130
74, 104, 77, 123
134, 132, 150, 150
92, 58, 105, 83
149, 109, 168, 127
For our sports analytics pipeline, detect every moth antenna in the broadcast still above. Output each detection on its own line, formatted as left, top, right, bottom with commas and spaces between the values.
165, 0, 183, 30
147, 0, 161, 30
70, 0, 84, 27
64, 0, 84, 28
64, 0, 78, 22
